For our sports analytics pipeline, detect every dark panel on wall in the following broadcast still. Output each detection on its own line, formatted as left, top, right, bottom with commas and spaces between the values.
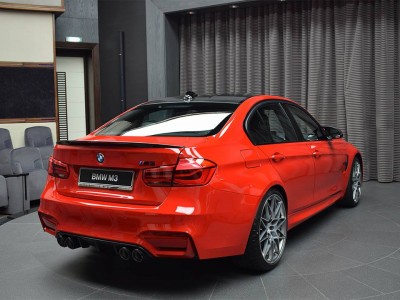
0, 67, 55, 119
99, 0, 148, 123
165, 15, 180, 97
55, 0, 99, 43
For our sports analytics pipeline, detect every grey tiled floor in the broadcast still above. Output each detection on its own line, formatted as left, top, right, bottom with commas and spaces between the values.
0, 181, 399, 299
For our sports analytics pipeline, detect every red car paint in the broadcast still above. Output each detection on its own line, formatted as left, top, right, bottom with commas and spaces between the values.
39, 95, 361, 260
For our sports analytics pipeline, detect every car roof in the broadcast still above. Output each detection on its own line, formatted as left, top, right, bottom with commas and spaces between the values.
146, 95, 252, 105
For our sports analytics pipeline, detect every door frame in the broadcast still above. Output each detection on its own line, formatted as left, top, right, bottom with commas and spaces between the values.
55, 42, 101, 132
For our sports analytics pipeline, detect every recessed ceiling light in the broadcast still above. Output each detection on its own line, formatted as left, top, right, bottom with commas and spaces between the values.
65, 36, 82, 43
187, 11, 196, 15
230, 5, 239, 9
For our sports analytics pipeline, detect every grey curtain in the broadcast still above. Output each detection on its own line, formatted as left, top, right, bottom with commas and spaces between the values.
180, 0, 400, 182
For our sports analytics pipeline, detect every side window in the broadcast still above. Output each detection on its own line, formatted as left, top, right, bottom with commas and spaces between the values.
246, 103, 297, 145
247, 110, 272, 145
286, 104, 324, 141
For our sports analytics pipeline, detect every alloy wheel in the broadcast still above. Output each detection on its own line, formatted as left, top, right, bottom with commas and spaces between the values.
352, 160, 362, 203
259, 193, 287, 264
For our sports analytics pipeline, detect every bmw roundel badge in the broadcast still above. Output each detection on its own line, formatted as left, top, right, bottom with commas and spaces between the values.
97, 153, 105, 163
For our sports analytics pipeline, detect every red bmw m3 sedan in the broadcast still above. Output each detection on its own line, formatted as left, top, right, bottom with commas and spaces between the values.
39, 94, 362, 271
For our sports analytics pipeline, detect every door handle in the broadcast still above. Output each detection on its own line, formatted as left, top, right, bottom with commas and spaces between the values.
313, 150, 320, 158
271, 153, 285, 162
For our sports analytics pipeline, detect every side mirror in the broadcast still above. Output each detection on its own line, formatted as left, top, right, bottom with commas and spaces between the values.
322, 126, 343, 140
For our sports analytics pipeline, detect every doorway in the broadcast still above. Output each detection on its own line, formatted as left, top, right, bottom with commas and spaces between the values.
55, 42, 101, 141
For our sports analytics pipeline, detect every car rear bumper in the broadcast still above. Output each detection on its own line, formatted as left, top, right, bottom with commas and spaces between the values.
38, 179, 260, 259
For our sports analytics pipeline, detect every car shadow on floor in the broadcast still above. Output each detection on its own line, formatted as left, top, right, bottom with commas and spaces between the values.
44, 205, 348, 297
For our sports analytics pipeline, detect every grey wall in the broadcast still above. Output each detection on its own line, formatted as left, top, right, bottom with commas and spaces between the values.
145, 0, 166, 99
56, 0, 99, 43
146, 0, 249, 99
99, 0, 148, 123
96, 0, 238, 121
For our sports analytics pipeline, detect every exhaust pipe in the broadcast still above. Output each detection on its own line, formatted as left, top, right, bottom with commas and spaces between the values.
132, 248, 145, 263
66, 237, 79, 249
118, 247, 131, 260
56, 234, 67, 248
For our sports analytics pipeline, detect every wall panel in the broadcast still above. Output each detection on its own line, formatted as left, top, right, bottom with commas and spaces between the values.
0, 10, 53, 63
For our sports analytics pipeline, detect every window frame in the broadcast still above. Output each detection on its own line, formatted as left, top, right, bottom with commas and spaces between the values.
244, 100, 300, 146
282, 103, 328, 142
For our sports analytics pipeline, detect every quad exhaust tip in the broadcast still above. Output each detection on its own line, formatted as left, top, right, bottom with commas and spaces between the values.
118, 247, 131, 260
56, 233, 148, 262
56, 234, 67, 248
66, 237, 79, 249
118, 247, 146, 262
57, 234, 79, 249
132, 249, 145, 263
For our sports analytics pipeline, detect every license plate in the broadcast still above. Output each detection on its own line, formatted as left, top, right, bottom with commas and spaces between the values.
78, 168, 134, 191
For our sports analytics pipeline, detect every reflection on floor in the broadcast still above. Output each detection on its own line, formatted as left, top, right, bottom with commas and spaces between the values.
0, 200, 40, 226
0, 181, 399, 299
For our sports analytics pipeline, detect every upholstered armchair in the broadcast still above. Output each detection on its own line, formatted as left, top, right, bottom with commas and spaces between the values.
10, 147, 47, 201
24, 126, 54, 170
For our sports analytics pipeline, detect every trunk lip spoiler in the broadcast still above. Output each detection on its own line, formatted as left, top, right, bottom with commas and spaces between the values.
57, 140, 184, 148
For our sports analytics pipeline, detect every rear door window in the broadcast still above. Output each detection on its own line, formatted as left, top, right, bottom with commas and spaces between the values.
246, 103, 298, 145
96, 102, 239, 137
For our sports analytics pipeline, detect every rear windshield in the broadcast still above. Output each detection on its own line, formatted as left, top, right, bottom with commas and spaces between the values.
96, 102, 239, 137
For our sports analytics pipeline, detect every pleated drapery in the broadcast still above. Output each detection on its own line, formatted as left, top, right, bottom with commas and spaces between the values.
180, 0, 400, 182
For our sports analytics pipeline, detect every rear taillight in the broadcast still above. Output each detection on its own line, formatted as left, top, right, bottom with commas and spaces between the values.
142, 165, 175, 187
173, 157, 216, 186
48, 156, 70, 179
143, 157, 216, 187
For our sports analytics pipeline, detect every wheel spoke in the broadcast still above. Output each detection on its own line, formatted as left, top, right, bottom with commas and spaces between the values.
273, 201, 282, 219
276, 217, 286, 231
260, 217, 268, 229
259, 229, 268, 242
262, 239, 272, 257
276, 229, 286, 239
265, 202, 273, 221
272, 238, 280, 258
268, 239, 275, 259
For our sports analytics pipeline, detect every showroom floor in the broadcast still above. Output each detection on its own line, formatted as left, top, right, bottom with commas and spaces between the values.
0, 181, 399, 300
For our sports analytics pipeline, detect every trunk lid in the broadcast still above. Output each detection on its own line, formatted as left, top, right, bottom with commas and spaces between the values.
52, 139, 183, 206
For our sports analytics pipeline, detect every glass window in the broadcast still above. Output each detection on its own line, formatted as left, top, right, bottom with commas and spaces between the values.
286, 104, 324, 141
247, 103, 297, 145
96, 102, 238, 137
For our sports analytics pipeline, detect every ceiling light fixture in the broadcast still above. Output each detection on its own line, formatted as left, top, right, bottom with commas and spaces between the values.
230, 5, 239, 9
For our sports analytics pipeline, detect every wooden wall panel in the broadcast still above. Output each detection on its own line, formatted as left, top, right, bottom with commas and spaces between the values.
0, 10, 53, 63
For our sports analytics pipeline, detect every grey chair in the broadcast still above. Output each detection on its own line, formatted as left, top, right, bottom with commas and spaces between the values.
0, 173, 29, 215
10, 147, 47, 201
0, 130, 29, 214
0, 162, 29, 215
24, 126, 54, 170
0, 175, 7, 208
0, 128, 13, 166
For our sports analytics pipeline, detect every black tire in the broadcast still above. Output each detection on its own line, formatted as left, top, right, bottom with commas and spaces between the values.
240, 188, 287, 272
340, 157, 362, 208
